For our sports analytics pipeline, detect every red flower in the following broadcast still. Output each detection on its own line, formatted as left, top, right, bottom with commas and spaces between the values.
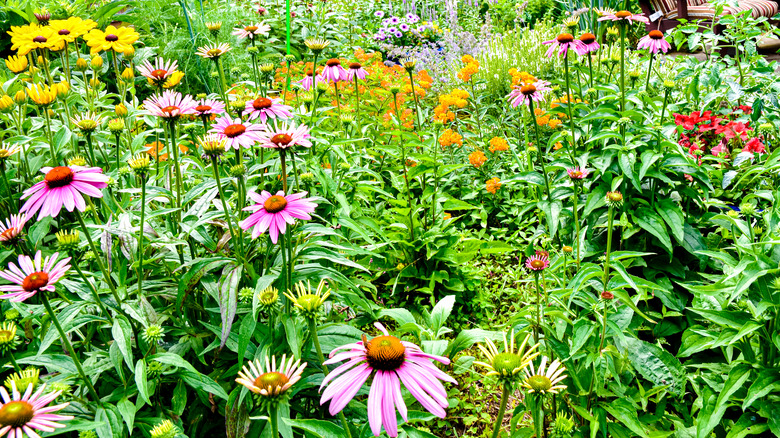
743, 137, 766, 154
735, 105, 752, 114
711, 142, 728, 158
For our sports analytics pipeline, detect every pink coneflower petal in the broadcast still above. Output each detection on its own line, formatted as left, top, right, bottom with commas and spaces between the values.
239, 191, 316, 244
20, 166, 109, 220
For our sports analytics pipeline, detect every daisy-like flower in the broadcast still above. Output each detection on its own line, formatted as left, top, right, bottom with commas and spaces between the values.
0, 251, 71, 302
5, 55, 28, 74
507, 80, 551, 108
543, 33, 586, 58
137, 57, 179, 86
48, 17, 98, 43
284, 279, 331, 318
244, 96, 293, 123
320, 322, 457, 438
257, 122, 312, 150
239, 191, 316, 243
297, 71, 323, 91
0, 144, 20, 161
193, 97, 225, 117
525, 255, 549, 271
210, 115, 264, 150
566, 167, 589, 179
0, 382, 73, 437
606, 191, 623, 208
195, 43, 231, 59
304, 38, 330, 54
236, 354, 306, 398
475, 330, 540, 381
70, 111, 105, 134
232, 22, 270, 40
346, 62, 368, 81
21, 166, 109, 219
8, 24, 65, 56
321, 59, 348, 82
83, 25, 139, 54
598, 10, 649, 24
578, 33, 600, 54
143, 90, 197, 119
522, 357, 567, 395
0, 214, 27, 244
26, 84, 57, 107
637, 30, 671, 54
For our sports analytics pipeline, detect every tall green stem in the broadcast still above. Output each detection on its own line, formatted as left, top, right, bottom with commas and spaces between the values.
70, 254, 112, 323
75, 210, 120, 304
563, 54, 576, 160
268, 405, 279, 437
601, 204, 615, 292
43, 109, 56, 165
407, 70, 422, 130
572, 182, 581, 267
210, 155, 241, 263
534, 272, 543, 345
353, 75, 362, 130
644, 53, 654, 91
137, 173, 147, 297
527, 99, 551, 200
619, 23, 626, 113
41, 294, 101, 404
491, 383, 511, 438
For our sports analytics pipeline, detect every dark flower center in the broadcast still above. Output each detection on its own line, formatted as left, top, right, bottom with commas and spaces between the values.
616, 10, 632, 18
264, 195, 288, 213
0, 401, 35, 428
150, 69, 168, 79
223, 124, 247, 138
0, 228, 16, 240
271, 133, 292, 146
105, 34, 119, 42
365, 335, 406, 371
253, 371, 288, 391
33, 36, 48, 43
556, 33, 574, 44
58, 29, 71, 35
520, 84, 537, 95
45, 166, 74, 188
245, 25, 259, 32
326, 58, 341, 67
22, 272, 49, 292
649, 30, 664, 39
580, 33, 596, 44
252, 97, 273, 110
349, 62, 362, 69
195, 105, 212, 113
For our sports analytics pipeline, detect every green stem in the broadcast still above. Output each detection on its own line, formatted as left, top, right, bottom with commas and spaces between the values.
354, 75, 361, 130
75, 210, 120, 303
268, 405, 279, 438
602, 205, 615, 292
645, 53, 654, 91
491, 382, 511, 438
407, 70, 422, 130
41, 294, 102, 404
534, 272, 543, 345
572, 182, 581, 268
137, 174, 146, 297
620, 23, 626, 113
43, 109, 56, 165
70, 254, 113, 323
210, 155, 241, 263
528, 99, 551, 200
6, 353, 19, 373
563, 54, 576, 160
280, 149, 288, 193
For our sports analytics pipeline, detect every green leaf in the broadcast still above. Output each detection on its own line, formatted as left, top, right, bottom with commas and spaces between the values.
656, 199, 685, 243
237, 315, 256, 368
697, 364, 751, 438
601, 399, 649, 438
379, 308, 417, 326
134, 359, 150, 406
429, 295, 455, 334
743, 369, 780, 410
619, 337, 685, 396
633, 207, 673, 255
282, 418, 345, 438
116, 397, 135, 435
538, 200, 563, 240
219, 265, 242, 349
446, 329, 502, 359
112, 316, 134, 371
150, 352, 229, 400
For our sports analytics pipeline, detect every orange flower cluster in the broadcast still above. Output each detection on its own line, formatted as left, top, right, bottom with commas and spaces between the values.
550, 94, 584, 119
433, 88, 470, 123
145, 141, 188, 161
488, 137, 509, 153
509, 68, 537, 87
486, 177, 501, 194
534, 108, 562, 129
469, 150, 487, 167
439, 129, 463, 148
458, 55, 480, 83
275, 49, 432, 129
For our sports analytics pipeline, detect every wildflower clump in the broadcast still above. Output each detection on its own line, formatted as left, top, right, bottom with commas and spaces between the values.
458, 54, 480, 82
439, 128, 463, 148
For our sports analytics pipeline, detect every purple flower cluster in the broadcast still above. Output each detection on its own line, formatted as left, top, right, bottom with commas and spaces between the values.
373, 12, 424, 43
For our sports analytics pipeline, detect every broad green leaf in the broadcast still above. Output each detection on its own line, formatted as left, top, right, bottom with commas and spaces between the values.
282, 418, 345, 438
429, 295, 455, 334
116, 397, 135, 435
696, 364, 751, 438
619, 337, 684, 396
134, 359, 150, 406
743, 369, 780, 410
634, 207, 673, 255
656, 199, 685, 243
112, 316, 134, 371
601, 399, 649, 438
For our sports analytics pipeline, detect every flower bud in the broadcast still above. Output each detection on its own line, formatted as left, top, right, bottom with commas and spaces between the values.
229, 164, 246, 177
121, 67, 134, 81
108, 118, 125, 134
606, 191, 623, 208
13, 91, 26, 105
90, 55, 103, 69
56, 230, 80, 252
67, 156, 87, 166
115, 103, 128, 117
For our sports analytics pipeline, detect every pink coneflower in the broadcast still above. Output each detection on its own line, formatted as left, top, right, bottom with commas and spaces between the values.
321, 59, 348, 82
507, 81, 551, 108
298, 71, 323, 91
567, 167, 590, 179
210, 115, 264, 150
193, 97, 225, 116
257, 122, 312, 150
525, 255, 549, 271
195, 43, 232, 59
598, 10, 649, 24
143, 90, 197, 119
0, 214, 27, 243
0, 382, 73, 436
543, 33, 586, 58
239, 191, 316, 243
577, 33, 600, 54
320, 322, 456, 438
21, 166, 109, 219
0, 251, 71, 302
346, 62, 368, 81
231, 22, 270, 40
244, 96, 293, 123
137, 57, 179, 84
637, 30, 671, 54
235, 354, 306, 396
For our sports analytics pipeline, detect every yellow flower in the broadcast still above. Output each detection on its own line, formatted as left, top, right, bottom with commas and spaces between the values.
8, 23, 65, 55
26, 84, 57, 106
5, 55, 27, 74
53, 81, 70, 98
83, 25, 139, 54
0, 95, 14, 112
48, 17, 98, 42
161, 70, 185, 89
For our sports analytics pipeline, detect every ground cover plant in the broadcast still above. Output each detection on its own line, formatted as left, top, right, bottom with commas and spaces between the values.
0, 0, 778, 437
